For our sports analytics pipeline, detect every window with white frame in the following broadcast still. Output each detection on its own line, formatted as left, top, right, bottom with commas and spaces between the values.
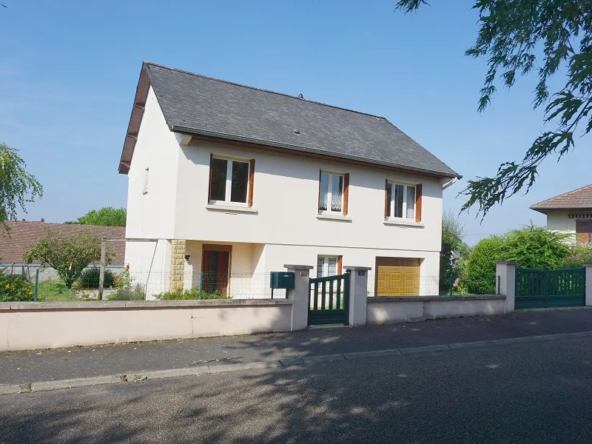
317, 255, 341, 278
386, 182, 416, 220
319, 172, 344, 213
209, 157, 251, 205
143, 168, 149, 195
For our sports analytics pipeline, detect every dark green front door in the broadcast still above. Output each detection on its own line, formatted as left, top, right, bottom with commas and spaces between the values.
515, 268, 585, 309
308, 273, 350, 325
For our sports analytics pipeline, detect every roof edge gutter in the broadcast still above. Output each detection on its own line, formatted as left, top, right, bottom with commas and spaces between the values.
171, 125, 459, 179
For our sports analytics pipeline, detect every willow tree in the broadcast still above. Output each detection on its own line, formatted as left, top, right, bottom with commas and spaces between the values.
0, 143, 43, 231
396, 0, 592, 216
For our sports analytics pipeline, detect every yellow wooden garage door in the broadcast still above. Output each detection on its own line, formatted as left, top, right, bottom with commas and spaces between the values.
375, 258, 420, 296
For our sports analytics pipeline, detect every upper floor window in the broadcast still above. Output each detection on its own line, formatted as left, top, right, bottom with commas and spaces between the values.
209, 155, 255, 206
385, 182, 419, 221
319, 171, 349, 215
576, 220, 592, 245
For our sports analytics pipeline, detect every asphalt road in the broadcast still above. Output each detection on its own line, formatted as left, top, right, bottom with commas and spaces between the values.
2, 336, 592, 443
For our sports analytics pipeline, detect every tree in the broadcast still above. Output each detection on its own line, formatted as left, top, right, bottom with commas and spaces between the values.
67, 207, 127, 227
396, 1, 592, 217
0, 143, 43, 231
440, 210, 468, 291
24, 229, 112, 288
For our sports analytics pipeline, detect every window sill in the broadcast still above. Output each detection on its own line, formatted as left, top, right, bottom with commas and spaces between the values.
384, 219, 424, 228
205, 204, 258, 214
316, 213, 352, 222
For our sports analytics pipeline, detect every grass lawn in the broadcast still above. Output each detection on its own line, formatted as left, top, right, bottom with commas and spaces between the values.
37, 280, 78, 302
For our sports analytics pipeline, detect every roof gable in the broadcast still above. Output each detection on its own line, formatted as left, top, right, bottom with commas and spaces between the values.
531, 184, 592, 212
119, 62, 457, 178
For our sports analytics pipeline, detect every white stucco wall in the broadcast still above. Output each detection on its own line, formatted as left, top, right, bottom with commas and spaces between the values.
546, 211, 575, 233
174, 139, 444, 252
125, 87, 183, 277
366, 296, 506, 324
0, 300, 293, 351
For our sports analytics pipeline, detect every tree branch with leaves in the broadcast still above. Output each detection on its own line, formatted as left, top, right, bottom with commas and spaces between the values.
396, 0, 592, 217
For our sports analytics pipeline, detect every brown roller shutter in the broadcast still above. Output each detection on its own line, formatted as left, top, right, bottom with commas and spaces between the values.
248, 159, 255, 207
384, 179, 389, 218
207, 153, 214, 202
415, 184, 423, 222
343, 173, 350, 216
318, 170, 322, 211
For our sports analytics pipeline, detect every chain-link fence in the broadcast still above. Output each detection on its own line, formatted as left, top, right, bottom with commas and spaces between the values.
0, 266, 284, 302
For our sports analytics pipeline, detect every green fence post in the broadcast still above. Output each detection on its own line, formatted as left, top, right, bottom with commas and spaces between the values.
34, 268, 40, 302
449, 273, 454, 296
199, 272, 203, 300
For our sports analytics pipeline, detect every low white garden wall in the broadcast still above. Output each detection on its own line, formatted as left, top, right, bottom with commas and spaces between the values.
0, 300, 293, 351
366, 295, 506, 325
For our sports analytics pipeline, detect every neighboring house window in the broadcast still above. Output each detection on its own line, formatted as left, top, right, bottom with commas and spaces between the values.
576, 220, 592, 245
317, 255, 343, 278
318, 171, 349, 215
385, 181, 422, 222
143, 168, 149, 195
208, 155, 255, 206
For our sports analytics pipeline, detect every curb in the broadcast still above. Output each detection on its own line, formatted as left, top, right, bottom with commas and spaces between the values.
3, 330, 592, 396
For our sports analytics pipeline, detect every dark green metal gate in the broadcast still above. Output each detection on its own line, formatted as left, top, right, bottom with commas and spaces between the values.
515, 268, 586, 309
308, 273, 350, 325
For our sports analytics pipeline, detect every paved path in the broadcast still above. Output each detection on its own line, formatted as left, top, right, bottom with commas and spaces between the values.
1, 308, 592, 385
2, 335, 592, 443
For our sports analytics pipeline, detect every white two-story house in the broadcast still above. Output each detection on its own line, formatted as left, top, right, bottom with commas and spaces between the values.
119, 63, 458, 298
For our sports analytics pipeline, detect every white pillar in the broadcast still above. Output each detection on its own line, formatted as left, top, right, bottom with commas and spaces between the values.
496, 261, 516, 313
345, 266, 371, 327
585, 265, 592, 307
285, 265, 313, 331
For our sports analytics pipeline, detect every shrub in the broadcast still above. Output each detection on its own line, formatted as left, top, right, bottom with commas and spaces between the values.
559, 244, 592, 269
107, 284, 146, 301
155, 287, 231, 300
78, 268, 115, 289
465, 226, 572, 294
0, 271, 34, 302
503, 226, 570, 269
465, 236, 507, 294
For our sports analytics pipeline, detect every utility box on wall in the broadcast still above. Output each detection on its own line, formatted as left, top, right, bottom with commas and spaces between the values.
270, 272, 295, 289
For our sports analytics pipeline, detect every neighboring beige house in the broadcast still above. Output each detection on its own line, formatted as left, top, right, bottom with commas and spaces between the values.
119, 62, 458, 298
531, 184, 592, 245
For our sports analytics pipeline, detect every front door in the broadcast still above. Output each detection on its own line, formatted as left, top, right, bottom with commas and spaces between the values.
202, 248, 230, 295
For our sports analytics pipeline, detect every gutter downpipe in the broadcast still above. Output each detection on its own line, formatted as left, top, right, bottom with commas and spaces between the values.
442, 176, 461, 190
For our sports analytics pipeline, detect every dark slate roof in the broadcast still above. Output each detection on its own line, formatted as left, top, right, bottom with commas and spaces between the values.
0, 222, 125, 265
121, 62, 458, 178
531, 184, 592, 213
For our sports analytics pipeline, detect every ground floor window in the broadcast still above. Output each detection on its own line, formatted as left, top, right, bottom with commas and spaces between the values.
317, 255, 343, 278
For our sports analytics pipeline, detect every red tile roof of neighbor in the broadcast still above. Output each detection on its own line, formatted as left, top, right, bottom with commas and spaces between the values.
0, 221, 125, 265
531, 184, 592, 213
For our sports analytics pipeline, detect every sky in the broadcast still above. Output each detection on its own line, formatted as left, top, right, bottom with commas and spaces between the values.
1, 0, 590, 244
